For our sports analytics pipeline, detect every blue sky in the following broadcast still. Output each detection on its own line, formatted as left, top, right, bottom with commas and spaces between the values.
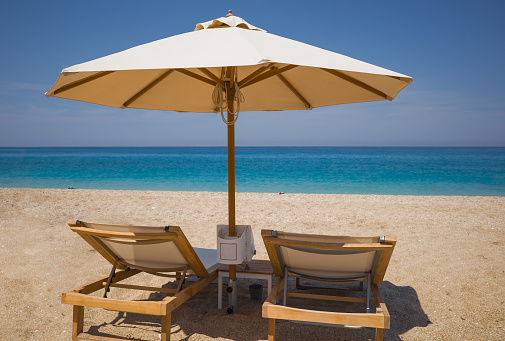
1, 0, 504, 147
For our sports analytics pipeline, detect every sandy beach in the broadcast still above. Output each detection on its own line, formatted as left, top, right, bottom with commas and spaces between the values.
0, 188, 504, 340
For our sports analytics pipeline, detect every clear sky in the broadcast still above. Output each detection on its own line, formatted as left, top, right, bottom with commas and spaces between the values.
1, 0, 504, 147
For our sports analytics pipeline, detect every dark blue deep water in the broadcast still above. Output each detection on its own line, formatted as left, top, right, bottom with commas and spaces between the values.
1, 147, 504, 196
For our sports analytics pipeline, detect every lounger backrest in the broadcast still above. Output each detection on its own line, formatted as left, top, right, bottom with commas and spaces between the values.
68, 220, 210, 277
278, 246, 377, 279
262, 230, 396, 285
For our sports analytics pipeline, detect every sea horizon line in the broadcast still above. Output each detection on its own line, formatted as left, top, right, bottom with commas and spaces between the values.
2, 145, 505, 149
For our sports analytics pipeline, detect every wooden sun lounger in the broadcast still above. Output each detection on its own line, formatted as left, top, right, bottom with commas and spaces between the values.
63, 220, 220, 341
261, 229, 396, 341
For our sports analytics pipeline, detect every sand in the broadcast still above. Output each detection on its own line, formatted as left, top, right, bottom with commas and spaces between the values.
0, 188, 504, 340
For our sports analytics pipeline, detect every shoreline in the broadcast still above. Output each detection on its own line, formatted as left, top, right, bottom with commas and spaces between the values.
2, 186, 505, 198
1, 188, 504, 340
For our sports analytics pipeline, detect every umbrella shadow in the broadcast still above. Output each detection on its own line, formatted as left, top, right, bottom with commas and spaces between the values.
80, 280, 430, 340
381, 281, 433, 339
85, 312, 162, 341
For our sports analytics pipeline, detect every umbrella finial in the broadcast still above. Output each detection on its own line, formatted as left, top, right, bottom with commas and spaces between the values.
226, 10, 234, 17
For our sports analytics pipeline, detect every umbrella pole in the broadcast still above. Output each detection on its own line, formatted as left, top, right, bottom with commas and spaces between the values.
227, 110, 236, 282
227, 78, 238, 313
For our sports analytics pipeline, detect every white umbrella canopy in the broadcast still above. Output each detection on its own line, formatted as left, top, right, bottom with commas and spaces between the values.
45, 13, 411, 113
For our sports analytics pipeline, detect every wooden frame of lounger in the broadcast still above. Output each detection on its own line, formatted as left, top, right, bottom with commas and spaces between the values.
261, 229, 396, 341
63, 220, 219, 341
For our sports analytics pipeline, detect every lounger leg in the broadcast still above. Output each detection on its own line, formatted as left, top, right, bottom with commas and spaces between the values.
375, 328, 383, 341
72, 305, 84, 338
283, 267, 288, 306
268, 318, 276, 341
175, 266, 188, 293
366, 272, 371, 313
103, 258, 118, 298
161, 313, 171, 341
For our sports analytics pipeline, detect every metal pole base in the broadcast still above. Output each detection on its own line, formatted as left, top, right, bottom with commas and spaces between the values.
227, 279, 237, 314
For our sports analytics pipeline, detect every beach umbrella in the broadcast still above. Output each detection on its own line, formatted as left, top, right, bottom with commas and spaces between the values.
46, 10, 412, 311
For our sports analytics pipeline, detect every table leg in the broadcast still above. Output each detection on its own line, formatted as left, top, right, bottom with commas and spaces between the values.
218, 272, 223, 309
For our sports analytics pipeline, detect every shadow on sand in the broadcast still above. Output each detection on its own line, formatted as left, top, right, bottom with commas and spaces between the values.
82, 280, 431, 341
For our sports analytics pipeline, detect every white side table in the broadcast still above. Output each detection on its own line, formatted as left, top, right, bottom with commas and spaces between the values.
217, 260, 274, 309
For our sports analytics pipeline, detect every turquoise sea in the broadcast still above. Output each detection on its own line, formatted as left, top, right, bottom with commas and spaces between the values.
0, 147, 504, 196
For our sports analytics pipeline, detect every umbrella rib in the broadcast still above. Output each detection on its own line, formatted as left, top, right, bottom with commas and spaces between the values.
50, 71, 114, 96
388, 75, 413, 83
321, 68, 393, 101
174, 69, 216, 86
122, 69, 174, 108
198, 68, 225, 88
276, 73, 312, 110
238, 64, 274, 87
240, 65, 298, 89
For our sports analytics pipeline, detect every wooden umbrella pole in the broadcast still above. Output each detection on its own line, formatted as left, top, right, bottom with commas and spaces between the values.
227, 118, 236, 237
227, 72, 237, 282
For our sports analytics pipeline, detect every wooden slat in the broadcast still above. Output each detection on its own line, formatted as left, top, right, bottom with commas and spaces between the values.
269, 230, 379, 243
287, 292, 369, 304
70, 226, 177, 240
263, 303, 386, 329
63, 292, 164, 316
263, 236, 392, 251
218, 260, 274, 275
104, 282, 177, 294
